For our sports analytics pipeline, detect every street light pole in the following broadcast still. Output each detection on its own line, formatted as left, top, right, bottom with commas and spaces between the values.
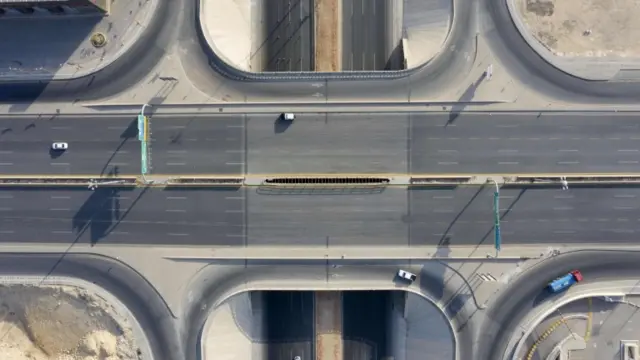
492, 179, 501, 257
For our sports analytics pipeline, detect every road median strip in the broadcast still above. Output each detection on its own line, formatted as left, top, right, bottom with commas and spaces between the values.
0, 176, 138, 187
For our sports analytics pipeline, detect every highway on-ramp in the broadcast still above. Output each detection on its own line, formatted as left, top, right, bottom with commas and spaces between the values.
4, 185, 640, 246
476, 250, 640, 360
3, 112, 640, 175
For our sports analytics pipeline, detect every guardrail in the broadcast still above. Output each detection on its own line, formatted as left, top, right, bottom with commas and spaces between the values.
513, 175, 640, 184
164, 177, 244, 187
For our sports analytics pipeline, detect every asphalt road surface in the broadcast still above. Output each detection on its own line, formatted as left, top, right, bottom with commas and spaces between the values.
9, 112, 640, 175
6, 184, 640, 246
264, 0, 313, 71
263, 291, 314, 360
342, 0, 387, 71
477, 250, 640, 360
343, 291, 389, 360
0, 115, 244, 175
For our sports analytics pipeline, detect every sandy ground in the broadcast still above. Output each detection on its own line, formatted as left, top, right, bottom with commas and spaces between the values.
315, 0, 341, 71
315, 291, 342, 360
0, 284, 140, 360
517, 0, 640, 57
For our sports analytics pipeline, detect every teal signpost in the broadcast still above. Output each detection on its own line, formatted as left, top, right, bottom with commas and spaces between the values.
138, 105, 150, 177
493, 191, 501, 251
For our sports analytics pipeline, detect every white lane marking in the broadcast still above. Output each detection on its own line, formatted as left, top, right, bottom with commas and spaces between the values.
0, 151, 12, 154
432, 196, 453, 199
51, 126, 71, 130
499, 162, 519, 165
433, 209, 454, 213
608, 229, 634, 233
166, 196, 187, 200
498, 149, 518, 153
108, 126, 127, 130
437, 150, 458, 153
618, 161, 639, 164
554, 195, 574, 199
110, 231, 130, 235
497, 124, 519, 128
557, 149, 578, 152
166, 209, 186, 213
499, 195, 515, 199
51, 230, 72, 234
225, 197, 245, 200
226, 234, 245, 238
0, 163, 13, 166
557, 161, 580, 165
225, 162, 244, 166
113, 150, 129, 154
225, 150, 244, 153
109, 162, 129, 166
553, 207, 574, 211
164, 126, 186, 129
226, 125, 244, 128
167, 150, 187, 154
49, 208, 70, 211
225, 210, 243, 213
166, 162, 186, 166
432, 233, 453, 236
168, 233, 189, 236
437, 162, 458, 165
0, 230, 14, 234
110, 196, 130, 200
614, 206, 635, 210
0, 207, 12, 211
553, 230, 576, 234
618, 149, 639, 152
614, 194, 636, 198
50, 163, 70, 166
607, 137, 622, 140
0, 195, 13, 199
50, 196, 71, 199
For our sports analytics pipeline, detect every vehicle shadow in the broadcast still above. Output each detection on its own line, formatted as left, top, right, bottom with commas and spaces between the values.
49, 148, 64, 159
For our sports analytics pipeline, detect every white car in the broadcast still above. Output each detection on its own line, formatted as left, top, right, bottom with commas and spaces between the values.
397, 269, 417, 282
51, 142, 68, 150
282, 113, 295, 121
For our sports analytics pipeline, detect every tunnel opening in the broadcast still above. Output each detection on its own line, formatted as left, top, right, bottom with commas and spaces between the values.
202, 290, 455, 360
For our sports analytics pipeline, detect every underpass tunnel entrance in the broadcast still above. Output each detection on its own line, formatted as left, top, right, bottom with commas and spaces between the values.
202, 290, 454, 360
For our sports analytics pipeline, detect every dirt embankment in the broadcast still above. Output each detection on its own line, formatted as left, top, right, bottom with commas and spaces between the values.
0, 284, 140, 360
315, 0, 341, 71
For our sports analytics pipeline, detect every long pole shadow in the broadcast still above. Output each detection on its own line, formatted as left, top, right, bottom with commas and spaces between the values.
439, 184, 487, 245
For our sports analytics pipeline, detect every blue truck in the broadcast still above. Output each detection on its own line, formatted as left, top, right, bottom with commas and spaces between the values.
547, 270, 583, 293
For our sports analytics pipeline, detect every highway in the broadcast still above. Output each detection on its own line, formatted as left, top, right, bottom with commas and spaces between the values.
476, 250, 640, 360
4, 112, 640, 175
4, 185, 640, 246
264, 0, 313, 72
342, 0, 387, 71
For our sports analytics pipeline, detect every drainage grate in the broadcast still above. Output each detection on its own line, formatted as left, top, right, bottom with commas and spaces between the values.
263, 177, 391, 185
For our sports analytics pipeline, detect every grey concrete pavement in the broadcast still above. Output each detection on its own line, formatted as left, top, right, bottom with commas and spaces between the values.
6, 185, 640, 246
0, 0, 157, 81
342, 0, 387, 71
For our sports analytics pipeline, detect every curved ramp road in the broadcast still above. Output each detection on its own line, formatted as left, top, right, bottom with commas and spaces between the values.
476, 250, 640, 360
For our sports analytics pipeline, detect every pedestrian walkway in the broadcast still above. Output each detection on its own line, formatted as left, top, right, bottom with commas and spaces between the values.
0, 0, 158, 81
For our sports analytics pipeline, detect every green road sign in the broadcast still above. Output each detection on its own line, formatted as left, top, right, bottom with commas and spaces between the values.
137, 115, 145, 141
493, 191, 501, 251
141, 141, 148, 174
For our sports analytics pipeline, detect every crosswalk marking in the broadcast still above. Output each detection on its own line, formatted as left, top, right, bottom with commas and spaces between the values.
477, 273, 497, 282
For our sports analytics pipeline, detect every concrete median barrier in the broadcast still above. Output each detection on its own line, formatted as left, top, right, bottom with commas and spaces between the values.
514, 174, 640, 185
410, 176, 473, 185
164, 177, 245, 187
0, 176, 138, 187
